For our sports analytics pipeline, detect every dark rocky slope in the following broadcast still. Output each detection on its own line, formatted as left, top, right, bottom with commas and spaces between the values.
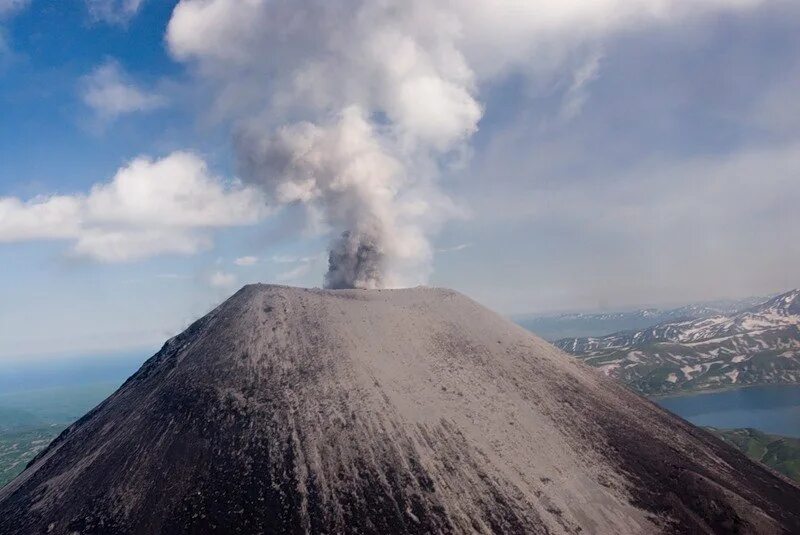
1, 285, 799, 534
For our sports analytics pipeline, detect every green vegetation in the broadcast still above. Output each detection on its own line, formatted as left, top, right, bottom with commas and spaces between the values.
706, 427, 800, 482
0, 382, 120, 488
0, 427, 64, 488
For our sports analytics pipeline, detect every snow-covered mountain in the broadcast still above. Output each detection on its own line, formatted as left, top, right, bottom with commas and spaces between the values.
556, 290, 800, 395
515, 295, 769, 341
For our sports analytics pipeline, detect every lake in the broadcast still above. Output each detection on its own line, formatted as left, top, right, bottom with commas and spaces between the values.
654, 385, 800, 438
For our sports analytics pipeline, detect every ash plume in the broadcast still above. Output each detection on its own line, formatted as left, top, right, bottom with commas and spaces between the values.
166, 0, 761, 289
325, 231, 384, 290
233, 107, 431, 289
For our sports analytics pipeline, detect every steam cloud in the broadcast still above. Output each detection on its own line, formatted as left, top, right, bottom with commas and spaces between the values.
166, 0, 759, 289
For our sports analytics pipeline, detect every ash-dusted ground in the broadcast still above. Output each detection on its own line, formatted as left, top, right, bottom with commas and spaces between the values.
1, 285, 799, 534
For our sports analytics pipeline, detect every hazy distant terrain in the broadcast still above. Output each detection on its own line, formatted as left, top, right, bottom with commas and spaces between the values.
0, 384, 122, 488
0, 428, 62, 488
515, 295, 770, 341
551, 291, 800, 396
0, 354, 145, 488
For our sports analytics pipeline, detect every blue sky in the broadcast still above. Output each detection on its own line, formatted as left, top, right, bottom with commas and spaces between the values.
1, 0, 799, 361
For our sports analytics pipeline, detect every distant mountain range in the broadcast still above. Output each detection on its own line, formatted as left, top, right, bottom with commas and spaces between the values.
514, 295, 769, 341
554, 290, 800, 395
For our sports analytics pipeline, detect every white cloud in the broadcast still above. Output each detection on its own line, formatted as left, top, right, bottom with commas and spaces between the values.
472, 140, 800, 233
591, 143, 800, 236
268, 252, 325, 283
208, 270, 236, 288
81, 60, 165, 121
72, 227, 212, 263
156, 273, 188, 279
437, 243, 472, 253
165, 0, 763, 289
0, 0, 27, 65
86, 0, 145, 25
0, 152, 268, 262
0, 196, 83, 241
84, 152, 261, 228
276, 263, 312, 283
463, 138, 800, 310
0, 0, 29, 16
234, 256, 258, 266
167, 0, 762, 126
271, 254, 320, 264
559, 51, 603, 122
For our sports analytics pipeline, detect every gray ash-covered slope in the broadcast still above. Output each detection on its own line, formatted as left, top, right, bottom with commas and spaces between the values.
1, 286, 800, 534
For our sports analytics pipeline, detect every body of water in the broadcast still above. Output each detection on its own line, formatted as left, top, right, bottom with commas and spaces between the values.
655, 384, 800, 438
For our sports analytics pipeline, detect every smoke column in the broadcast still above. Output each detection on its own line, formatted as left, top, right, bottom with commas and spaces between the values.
232, 106, 435, 288
325, 231, 383, 290
166, 0, 760, 288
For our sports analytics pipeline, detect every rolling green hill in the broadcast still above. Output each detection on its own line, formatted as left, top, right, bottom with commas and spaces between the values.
707, 427, 800, 482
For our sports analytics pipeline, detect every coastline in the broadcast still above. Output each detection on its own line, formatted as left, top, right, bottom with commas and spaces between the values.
650, 382, 800, 439
648, 382, 800, 401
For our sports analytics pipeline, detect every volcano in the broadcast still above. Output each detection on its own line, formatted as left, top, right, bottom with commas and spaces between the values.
1, 285, 799, 534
